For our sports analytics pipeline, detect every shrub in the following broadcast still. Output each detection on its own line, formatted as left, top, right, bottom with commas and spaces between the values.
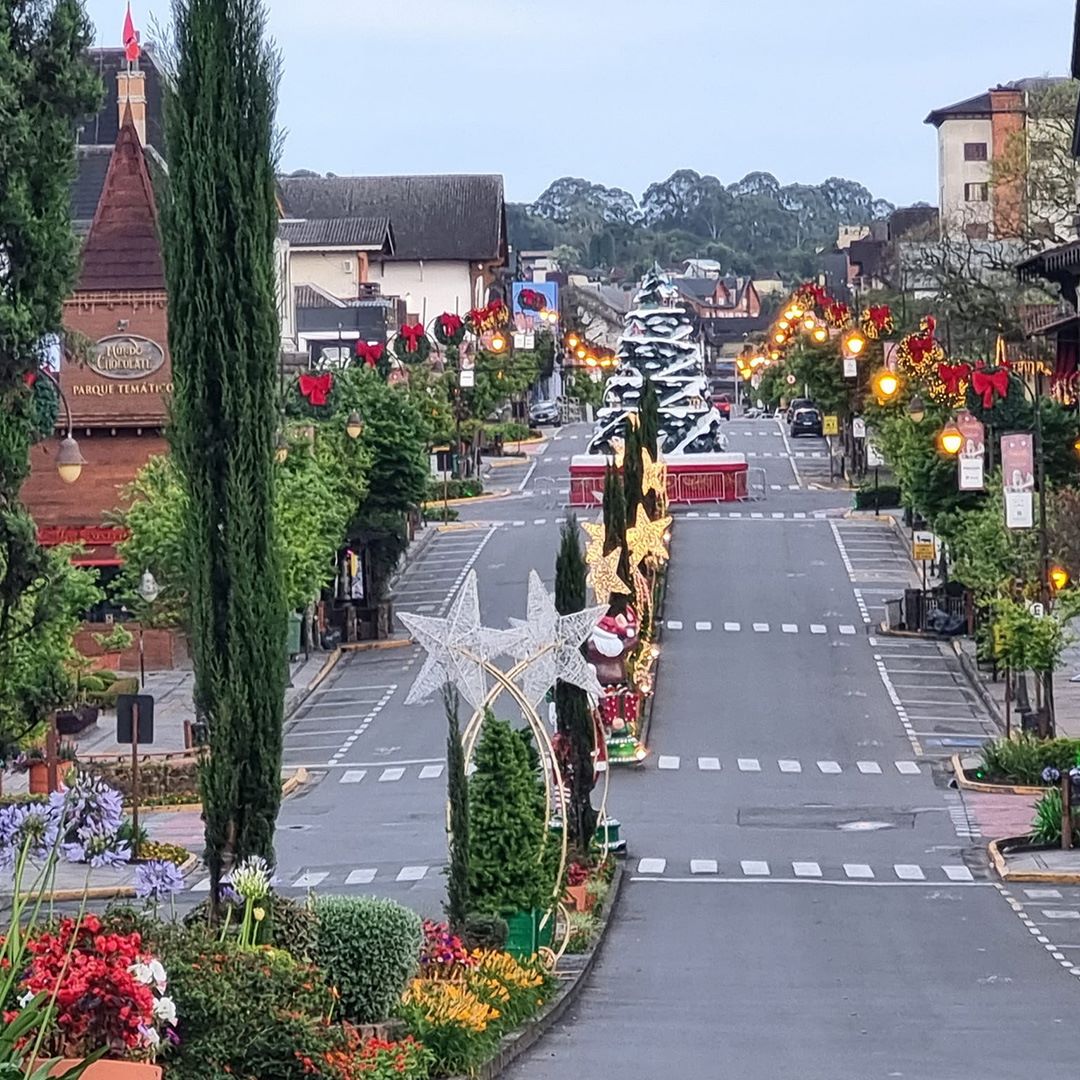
565, 911, 598, 954
313, 896, 422, 1023
149, 925, 337, 1080
1029, 787, 1080, 846
426, 477, 484, 502
301, 1031, 434, 1080
460, 914, 507, 952
398, 980, 500, 1077
979, 735, 1080, 785
853, 483, 901, 510
137, 840, 190, 866
182, 894, 318, 961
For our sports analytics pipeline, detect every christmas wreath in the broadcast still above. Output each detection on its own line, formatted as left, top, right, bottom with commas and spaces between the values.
860, 305, 895, 340
964, 361, 1022, 425
392, 324, 432, 364
465, 299, 509, 334
287, 371, 337, 418
896, 315, 951, 400
434, 312, 467, 347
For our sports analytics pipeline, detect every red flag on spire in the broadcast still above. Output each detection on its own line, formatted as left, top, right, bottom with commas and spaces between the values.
123, 4, 141, 63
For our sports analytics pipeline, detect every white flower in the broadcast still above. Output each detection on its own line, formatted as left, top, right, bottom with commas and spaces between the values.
230, 855, 273, 901
153, 995, 177, 1026
17, 991, 34, 1008
148, 958, 167, 992
141, 1026, 161, 1048
129, 962, 153, 986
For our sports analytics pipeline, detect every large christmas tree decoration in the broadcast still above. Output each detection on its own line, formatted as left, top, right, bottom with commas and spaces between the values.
587, 267, 728, 457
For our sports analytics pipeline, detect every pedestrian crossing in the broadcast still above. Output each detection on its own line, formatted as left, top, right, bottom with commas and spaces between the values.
744, 451, 828, 460
336, 763, 445, 785
651, 755, 924, 776
664, 619, 861, 636
189, 862, 442, 893
634, 858, 980, 883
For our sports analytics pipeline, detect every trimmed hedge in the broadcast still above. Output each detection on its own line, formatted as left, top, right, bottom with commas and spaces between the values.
313, 895, 422, 1023
853, 484, 901, 510
979, 735, 1080, 786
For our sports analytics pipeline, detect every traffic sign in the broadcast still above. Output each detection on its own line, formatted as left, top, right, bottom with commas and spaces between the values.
866, 440, 884, 468
852, 418, 867, 439
1027, 601, 1046, 619
822, 415, 839, 436
912, 531, 935, 562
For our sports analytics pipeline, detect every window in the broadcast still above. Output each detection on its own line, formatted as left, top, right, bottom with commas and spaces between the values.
963, 142, 988, 162
964, 182, 989, 202
964, 223, 989, 240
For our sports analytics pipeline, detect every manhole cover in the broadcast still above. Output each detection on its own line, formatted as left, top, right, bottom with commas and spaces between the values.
837, 820, 894, 832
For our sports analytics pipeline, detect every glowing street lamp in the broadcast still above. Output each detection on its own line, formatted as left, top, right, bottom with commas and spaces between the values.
1050, 565, 1071, 592
489, 332, 507, 353
907, 395, 926, 424
811, 325, 829, 344
938, 421, 963, 456
346, 411, 364, 439
842, 329, 867, 359
872, 370, 899, 403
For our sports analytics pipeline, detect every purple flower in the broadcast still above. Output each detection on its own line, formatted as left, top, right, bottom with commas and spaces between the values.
135, 859, 185, 901
217, 882, 241, 906
0, 803, 59, 866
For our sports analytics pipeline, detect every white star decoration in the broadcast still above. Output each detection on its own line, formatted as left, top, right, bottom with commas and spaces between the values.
398, 572, 512, 710
506, 571, 607, 707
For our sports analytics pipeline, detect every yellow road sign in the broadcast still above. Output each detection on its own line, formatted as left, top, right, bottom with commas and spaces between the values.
913, 531, 935, 562
822, 415, 839, 436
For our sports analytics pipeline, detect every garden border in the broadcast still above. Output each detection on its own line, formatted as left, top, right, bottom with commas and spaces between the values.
447, 862, 626, 1080
950, 754, 1046, 797
988, 836, 1080, 885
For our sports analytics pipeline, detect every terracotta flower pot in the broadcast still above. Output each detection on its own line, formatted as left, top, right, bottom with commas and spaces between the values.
563, 882, 593, 913
45, 1062, 162, 1079
28, 761, 49, 795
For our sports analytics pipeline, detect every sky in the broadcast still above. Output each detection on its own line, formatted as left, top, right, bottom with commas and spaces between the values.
83, 0, 1073, 209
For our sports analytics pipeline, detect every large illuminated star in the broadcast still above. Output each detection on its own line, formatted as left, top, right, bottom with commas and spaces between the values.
642, 451, 667, 501
399, 572, 511, 710
581, 520, 606, 566
506, 571, 606, 707
627, 506, 672, 568
587, 546, 631, 608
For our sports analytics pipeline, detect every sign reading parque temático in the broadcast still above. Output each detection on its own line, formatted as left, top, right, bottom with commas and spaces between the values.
87, 335, 166, 380
72, 382, 172, 397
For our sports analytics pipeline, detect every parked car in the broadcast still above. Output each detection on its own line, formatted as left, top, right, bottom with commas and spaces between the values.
786, 397, 814, 423
529, 400, 561, 425
790, 406, 823, 438
713, 393, 731, 419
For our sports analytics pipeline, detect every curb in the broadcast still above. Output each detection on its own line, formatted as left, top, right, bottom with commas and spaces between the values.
423, 489, 511, 510
988, 836, 1080, 885
950, 753, 1045, 796
449, 863, 625, 1080
19, 851, 202, 904
874, 622, 952, 643
951, 640, 1005, 730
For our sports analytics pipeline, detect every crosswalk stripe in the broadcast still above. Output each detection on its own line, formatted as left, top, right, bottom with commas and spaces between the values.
657, 755, 680, 770
844, 864, 875, 879
857, 761, 882, 774
741, 860, 770, 876
810, 624, 827, 634
793, 861, 822, 878
839, 625, 857, 635
782, 624, 798, 633
724, 621, 741, 631
191, 878, 211, 892
419, 764, 444, 780
817, 760, 841, 774
943, 865, 974, 882
695, 621, 712, 631
396, 866, 429, 882
667, 620, 684, 630
753, 623, 769, 632
292, 871, 329, 889
379, 767, 405, 782
690, 859, 718, 875
894, 864, 925, 880
345, 868, 377, 885
637, 858, 666, 874
895, 761, 921, 775
738, 758, 761, 772
698, 757, 721, 771
340, 770, 367, 784
778, 759, 802, 773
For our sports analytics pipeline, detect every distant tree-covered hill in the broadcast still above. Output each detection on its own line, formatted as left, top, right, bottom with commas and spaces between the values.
508, 170, 895, 280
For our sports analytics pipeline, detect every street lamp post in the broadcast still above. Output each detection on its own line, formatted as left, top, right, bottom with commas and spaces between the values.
38, 367, 86, 484
137, 570, 160, 689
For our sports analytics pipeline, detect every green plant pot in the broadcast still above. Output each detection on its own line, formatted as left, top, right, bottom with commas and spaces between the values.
504, 909, 544, 958
594, 816, 621, 847
286, 612, 302, 659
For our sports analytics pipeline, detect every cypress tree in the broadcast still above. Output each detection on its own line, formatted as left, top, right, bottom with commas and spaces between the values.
623, 420, 644, 528
163, 0, 285, 893
443, 685, 469, 932
555, 519, 597, 852
640, 379, 660, 461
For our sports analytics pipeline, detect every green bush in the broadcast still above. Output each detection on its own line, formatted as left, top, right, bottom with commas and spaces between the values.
313, 895, 422, 1023
565, 911, 598, 954
1030, 787, 1080, 846
461, 913, 508, 951
426, 477, 484, 501
183, 894, 318, 961
978, 735, 1080, 785
853, 483, 901, 510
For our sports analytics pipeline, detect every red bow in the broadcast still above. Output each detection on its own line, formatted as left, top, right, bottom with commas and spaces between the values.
937, 362, 971, 396
299, 372, 333, 406
399, 324, 427, 352
972, 368, 1009, 409
439, 313, 463, 337
355, 341, 384, 368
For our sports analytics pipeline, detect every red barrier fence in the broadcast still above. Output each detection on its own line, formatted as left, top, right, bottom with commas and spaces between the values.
569, 455, 748, 508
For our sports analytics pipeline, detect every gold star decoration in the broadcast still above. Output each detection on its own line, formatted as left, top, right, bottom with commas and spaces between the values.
627, 506, 672, 568
642, 450, 667, 503
581, 520, 607, 566
587, 546, 631, 608
610, 441, 625, 469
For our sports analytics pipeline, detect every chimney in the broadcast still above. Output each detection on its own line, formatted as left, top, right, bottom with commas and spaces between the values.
117, 65, 147, 145
989, 86, 1025, 238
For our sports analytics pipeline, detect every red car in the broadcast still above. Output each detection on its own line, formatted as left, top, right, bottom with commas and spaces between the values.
713, 393, 731, 419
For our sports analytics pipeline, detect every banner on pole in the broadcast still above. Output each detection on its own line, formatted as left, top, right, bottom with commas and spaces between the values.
1001, 432, 1035, 529
956, 411, 985, 491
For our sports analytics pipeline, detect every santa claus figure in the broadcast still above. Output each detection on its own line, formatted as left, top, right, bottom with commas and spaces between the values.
586, 609, 638, 687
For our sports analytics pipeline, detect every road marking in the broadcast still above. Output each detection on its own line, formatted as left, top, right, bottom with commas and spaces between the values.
839, 625, 857, 635
396, 866, 429, 882
292, 871, 329, 889
345, 868, 378, 885
895, 761, 921, 775
690, 859, 718, 875
698, 757, 721, 771
782, 623, 798, 634
844, 864, 875, 879
778, 759, 802, 773
817, 760, 842, 774
738, 758, 761, 772
657, 755, 680, 770
741, 860, 771, 876
857, 761, 882, 774
695, 621, 712, 631
379, 767, 406, 782
340, 770, 367, 784
894, 864, 925, 880
724, 621, 741, 632
637, 858, 667, 875
793, 861, 822, 878
810, 624, 827, 634
753, 623, 769, 632
533, 518, 547, 526
419, 764, 444, 779
191, 878, 212, 892
943, 865, 974, 882
1042, 909, 1080, 919
667, 620, 684, 630
1025, 888, 1063, 899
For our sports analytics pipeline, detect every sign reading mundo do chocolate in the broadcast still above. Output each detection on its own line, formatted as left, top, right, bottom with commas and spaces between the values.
87, 335, 165, 380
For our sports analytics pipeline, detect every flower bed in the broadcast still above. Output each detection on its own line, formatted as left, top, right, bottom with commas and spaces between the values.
973, 735, 1080, 787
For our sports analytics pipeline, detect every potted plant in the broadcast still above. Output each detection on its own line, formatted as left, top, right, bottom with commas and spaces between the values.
90, 625, 134, 673
562, 862, 593, 913
56, 662, 108, 735
14, 744, 77, 794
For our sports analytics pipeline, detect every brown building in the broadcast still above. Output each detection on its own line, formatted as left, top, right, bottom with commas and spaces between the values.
21, 59, 169, 579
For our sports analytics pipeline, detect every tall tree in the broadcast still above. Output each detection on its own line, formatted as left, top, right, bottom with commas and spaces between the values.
623, 420, 644, 528
639, 379, 660, 461
554, 518, 597, 852
443, 685, 469, 932
0, 1, 101, 749
163, 0, 285, 893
